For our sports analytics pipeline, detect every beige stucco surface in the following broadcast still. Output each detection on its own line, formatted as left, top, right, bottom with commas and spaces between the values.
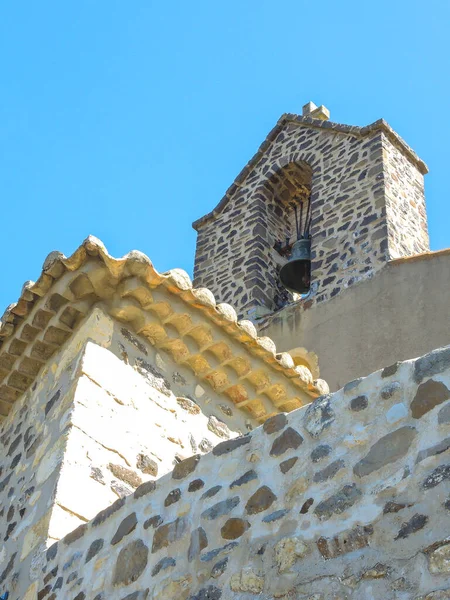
262, 251, 450, 391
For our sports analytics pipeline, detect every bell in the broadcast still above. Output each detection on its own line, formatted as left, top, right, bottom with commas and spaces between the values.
279, 238, 311, 294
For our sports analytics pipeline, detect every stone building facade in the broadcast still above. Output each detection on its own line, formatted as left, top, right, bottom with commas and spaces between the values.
0, 104, 449, 600
0, 236, 326, 600
193, 103, 429, 318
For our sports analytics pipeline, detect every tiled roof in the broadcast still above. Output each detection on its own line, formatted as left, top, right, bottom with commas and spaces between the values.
0, 236, 328, 422
192, 113, 428, 230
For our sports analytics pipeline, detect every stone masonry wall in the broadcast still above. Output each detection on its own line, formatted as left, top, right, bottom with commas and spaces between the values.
382, 132, 429, 258
193, 116, 428, 319
24, 344, 450, 600
0, 332, 86, 599
0, 308, 261, 600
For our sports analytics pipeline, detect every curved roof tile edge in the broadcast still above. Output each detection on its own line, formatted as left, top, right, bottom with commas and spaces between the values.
0, 235, 328, 417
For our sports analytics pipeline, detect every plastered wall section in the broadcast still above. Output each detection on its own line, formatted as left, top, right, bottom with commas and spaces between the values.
0, 308, 260, 599
261, 251, 450, 392
29, 344, 450, 600
194, 119, 428, 318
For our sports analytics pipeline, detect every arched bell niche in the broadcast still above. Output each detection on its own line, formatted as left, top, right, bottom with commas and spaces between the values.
262, 161, 313, 311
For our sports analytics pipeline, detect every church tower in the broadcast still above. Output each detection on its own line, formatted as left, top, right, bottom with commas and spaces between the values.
193, 102, 429, 319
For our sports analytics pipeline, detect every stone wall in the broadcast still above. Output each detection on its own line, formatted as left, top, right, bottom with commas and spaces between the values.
0, 308, 263, 599
382, 133, 429, 258
193, 115, 428, 319
22, 344, 450, 600
0, 329, 84, 598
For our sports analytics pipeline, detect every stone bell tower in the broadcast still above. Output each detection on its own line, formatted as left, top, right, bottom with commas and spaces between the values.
192, 102, 429, 319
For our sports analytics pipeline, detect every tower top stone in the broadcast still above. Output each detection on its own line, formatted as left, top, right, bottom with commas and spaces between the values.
302, 101, 330, 120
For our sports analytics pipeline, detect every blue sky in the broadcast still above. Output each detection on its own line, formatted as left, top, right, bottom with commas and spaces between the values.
1, 1, 448, 313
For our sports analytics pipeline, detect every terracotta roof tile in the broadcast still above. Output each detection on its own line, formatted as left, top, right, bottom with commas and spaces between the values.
0, 236, 328, 421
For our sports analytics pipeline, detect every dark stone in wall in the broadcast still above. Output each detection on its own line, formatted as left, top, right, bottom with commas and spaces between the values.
0, 552, 16, 584
382, 362, 400, 378
304, 395, 335, 437
152, 557, 176, 576
113, 539, 149, 586
263, 509, 290, 522
300, 498, 314, 514
353, 427, 417, 477
7, 434, 22, 457
411, 379, 450, 418
164, 489, 181, 507
313, 459, 345, 483
395, 514, 428, 539
279, 457, 298, 473
201, 486, 222, 500
423, 464, 450, 489
414, 347, 450, 383
270, 427, 303, 456
143, 515, 163, 530
317, 525, 373, 559
188, 479, 205, 492
230, 470, 257, 488
152, 517, 188, 552
213, 435, 251, 456
111, 513, 138, 545
201, 497, 240, 520
246, 486, 277, 514
211, 557, 228, 578
85, 539, 104, 563
92, 497, 126, 527
189, 585, 222, 600
200, 542, 238, 563
315, 484, 362, 520
221, 518, 249, 539
133, 480, 156, 500
311, 444, 332, 462
46, 543, 58, 562
263, 413, 287, 434
381, 382, 401, 400
173, 454, 201, 480
383, 501, 411, 514
188, 527, 208, 562
350, 395, 368, 411
64, 523, 87, 545
45, 389, 61, 416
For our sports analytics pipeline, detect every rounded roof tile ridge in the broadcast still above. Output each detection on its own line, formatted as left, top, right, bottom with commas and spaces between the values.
0, 236, 326, 415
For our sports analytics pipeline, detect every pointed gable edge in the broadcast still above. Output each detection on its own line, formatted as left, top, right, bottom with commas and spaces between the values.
192, 113, 428, 231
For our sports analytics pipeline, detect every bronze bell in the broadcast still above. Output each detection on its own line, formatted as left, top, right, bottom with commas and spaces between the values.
279, 238, 311, 294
